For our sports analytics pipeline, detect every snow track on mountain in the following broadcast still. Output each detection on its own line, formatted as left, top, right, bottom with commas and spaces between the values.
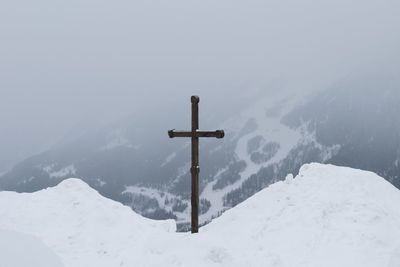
200, 92, 339, 223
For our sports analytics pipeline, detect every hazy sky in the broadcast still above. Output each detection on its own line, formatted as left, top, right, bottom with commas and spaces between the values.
1, 0, 399, 172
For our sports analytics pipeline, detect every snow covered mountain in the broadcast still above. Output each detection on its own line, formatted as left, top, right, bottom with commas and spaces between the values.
1, 163, 400, 267
1, 73, 400, 229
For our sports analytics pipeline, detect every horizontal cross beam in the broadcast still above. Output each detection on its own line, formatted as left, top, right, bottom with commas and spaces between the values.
168, 130, 225, 139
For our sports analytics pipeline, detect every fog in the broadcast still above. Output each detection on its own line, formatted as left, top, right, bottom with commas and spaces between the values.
1, 0, 399, 172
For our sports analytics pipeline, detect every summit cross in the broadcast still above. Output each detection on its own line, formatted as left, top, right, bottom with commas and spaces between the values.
168, 96, 224, 233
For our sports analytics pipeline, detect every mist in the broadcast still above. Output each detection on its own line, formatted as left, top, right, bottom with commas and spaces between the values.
1, 0, 399, 172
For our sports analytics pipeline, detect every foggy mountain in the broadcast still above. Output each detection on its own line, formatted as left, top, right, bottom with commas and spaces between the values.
2, 71, 400, 230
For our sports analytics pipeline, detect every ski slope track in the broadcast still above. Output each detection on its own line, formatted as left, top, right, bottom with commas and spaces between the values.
1, 163, 400, 267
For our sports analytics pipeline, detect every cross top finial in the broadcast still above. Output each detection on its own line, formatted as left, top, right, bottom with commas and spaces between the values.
191, 95, 200, 103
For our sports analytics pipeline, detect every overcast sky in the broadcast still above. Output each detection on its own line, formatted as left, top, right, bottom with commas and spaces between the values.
0, 0, 399, 172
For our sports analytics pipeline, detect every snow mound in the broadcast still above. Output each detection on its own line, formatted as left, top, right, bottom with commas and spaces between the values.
1, 164, 400, 267
200, 163, 400, 266
0, 178, 176, 267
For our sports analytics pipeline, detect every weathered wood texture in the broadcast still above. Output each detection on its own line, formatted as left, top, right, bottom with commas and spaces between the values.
168, 130, 224, 138
191, 96, 199, 233
168, 96, 224, 233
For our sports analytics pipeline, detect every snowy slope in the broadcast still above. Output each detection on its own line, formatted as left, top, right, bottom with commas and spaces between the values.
0, 230, 65, 267
0, 179, 176, 267
201, 163, 400, 267
1, 163, 400, 267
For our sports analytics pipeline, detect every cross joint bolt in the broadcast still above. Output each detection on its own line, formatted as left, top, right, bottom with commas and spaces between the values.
190, 166, 200, 174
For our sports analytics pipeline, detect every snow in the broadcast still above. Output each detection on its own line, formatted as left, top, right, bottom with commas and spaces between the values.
19, 176, 35, 184
99, 129, 137, 151
123, 185, 190, 222
49, 164, 77, 179
198, 94, 304, 224
1, 163, 400, 267
42, 163, 77, 179
0, 178, 175, 267
100, 136, 132, 151
161, 152, 177, 167
42, 163, 56, 173
200, 163, 400, 267
0, 230, 65, 267
200, 93, 340, 224
96, 178, 107, 187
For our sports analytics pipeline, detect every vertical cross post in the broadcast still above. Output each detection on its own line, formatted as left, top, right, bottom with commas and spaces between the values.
168, 96, 224, 234
191, 96, 200, 233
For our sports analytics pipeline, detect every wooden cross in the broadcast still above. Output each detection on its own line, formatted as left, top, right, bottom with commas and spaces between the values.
168, 96, 224, 233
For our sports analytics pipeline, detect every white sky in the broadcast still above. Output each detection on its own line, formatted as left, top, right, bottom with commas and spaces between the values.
0, 0, 399, 171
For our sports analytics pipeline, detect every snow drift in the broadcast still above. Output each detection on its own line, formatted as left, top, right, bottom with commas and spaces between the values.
1, 163, 400, 267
